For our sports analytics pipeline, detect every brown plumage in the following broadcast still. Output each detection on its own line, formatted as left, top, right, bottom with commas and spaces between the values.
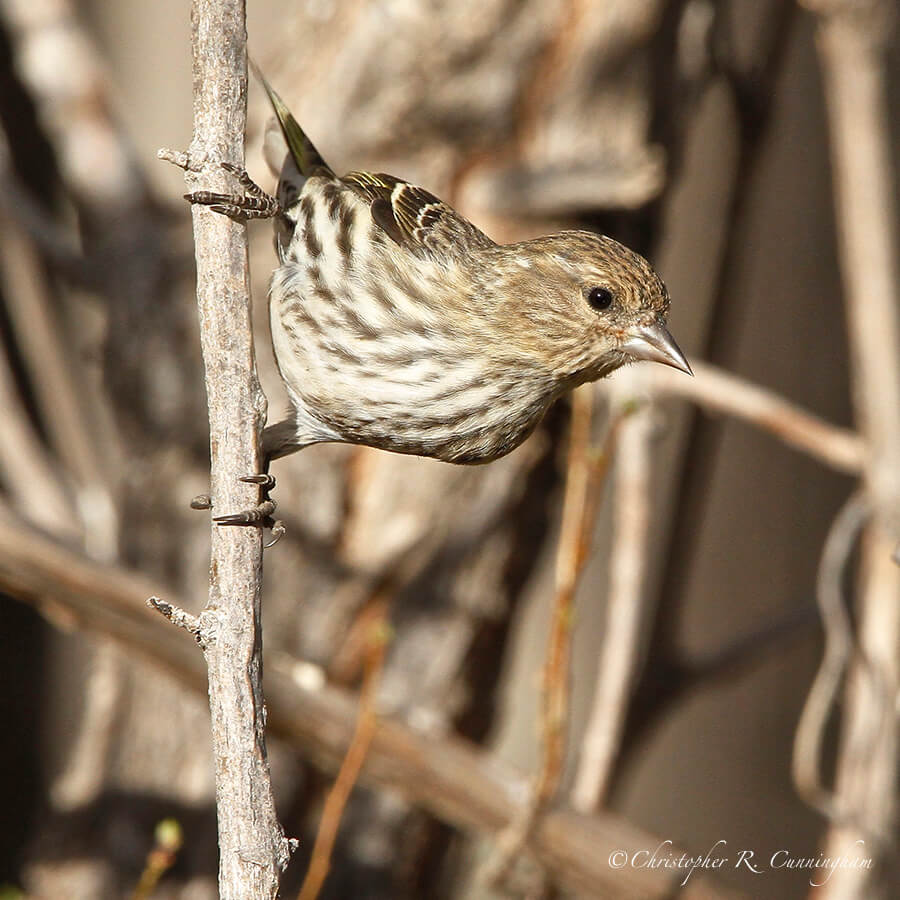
187, 74, 691, 475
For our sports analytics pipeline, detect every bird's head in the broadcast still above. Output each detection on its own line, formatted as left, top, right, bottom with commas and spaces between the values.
485, 231, 691, 387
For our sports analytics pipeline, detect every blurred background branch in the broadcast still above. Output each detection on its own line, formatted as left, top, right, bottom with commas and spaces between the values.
0, 514, 742, 900
800, 2, 900, 897
0, 0, 897, 897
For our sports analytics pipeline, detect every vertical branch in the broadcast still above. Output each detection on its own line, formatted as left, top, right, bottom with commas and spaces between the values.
0, 321, 78, 540
0, 156, 120, 557
539, 383, 595, 810
174, 0, 289, 896
572, 371, 652, 811
802, 1, 900, 895
298, 610, 389, 900
479, 386, 622, 892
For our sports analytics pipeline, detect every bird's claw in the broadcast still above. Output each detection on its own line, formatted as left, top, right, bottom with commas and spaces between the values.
185, 162, 281, 221
237, 473, 276, 490
195, 473, 286, 547
213, 498, 276, 526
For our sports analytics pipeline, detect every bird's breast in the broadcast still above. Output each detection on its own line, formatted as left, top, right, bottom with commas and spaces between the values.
268, 178, 557, 462
269, 263, 555, 462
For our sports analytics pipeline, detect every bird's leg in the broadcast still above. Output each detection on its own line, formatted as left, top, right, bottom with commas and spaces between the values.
185, 162, 281, 221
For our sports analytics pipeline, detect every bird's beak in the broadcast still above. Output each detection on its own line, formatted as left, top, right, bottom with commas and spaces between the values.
621, 321, 693, 376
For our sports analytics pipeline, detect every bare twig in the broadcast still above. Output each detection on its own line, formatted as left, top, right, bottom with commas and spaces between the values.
793, 491, 869, 819
592, 349, 863, 785
480, 387, 625, 892
0, 518, 742, 899
572, 334, 865, 818
0, 194, 118, 558
540, 386, 596, 806
801, 2, 900, 896
624, 604, 816, 752
0, 314, 78, 540
160, 1, 290, 895
147, 597, 203, 645
48, 644, 124, 810
573, 370, 654, 812
650, 0, 800, 718
131, 819, 183, 900
647, 360, 865, 474
298, 608, 389, 900
0, 141, 128, 852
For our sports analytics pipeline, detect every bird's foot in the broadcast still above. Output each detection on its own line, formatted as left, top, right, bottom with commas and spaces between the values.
193, 474, 285, 548
213, 474, 277, 526
185, 162, 281, 221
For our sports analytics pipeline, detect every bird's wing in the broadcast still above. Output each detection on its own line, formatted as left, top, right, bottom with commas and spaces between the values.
342, 171, 495, 259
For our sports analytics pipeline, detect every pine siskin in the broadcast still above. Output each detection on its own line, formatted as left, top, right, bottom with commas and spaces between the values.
187, 75, 690, 518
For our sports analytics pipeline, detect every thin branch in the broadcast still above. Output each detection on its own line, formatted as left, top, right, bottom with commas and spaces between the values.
573, 345, 864, 816
0, 518, 742, 900
49, 644, 124, 810
647, 360, 864, 474
147, 597, 203, 646
623, 604, 817, 753
161, 1, 290, 895
649, 0, 801, 730
0, 305, 78, 540
298, 607, 389, 900
793, 491, 869, 819
0, 130, 87, 281
573, 370, 654, 812
0, 154, 119, 559
480, 387, 623, 892
539, 386, 597, 808
802, 2, 900, 896
588, 350, 863, 783
131, 818, 184, 900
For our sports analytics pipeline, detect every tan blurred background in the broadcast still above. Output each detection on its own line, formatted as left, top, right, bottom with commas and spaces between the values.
1, 0, 897, 898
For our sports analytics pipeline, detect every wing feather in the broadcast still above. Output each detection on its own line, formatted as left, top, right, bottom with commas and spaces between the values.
342, 171, 495, 258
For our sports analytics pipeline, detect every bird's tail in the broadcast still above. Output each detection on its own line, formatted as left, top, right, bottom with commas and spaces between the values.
252, 62, 333, 178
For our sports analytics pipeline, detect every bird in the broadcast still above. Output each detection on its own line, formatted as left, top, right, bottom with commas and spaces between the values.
186, 73, 691, 524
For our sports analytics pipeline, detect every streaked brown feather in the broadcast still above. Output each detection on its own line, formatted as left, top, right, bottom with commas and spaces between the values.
342, 171, 495, 259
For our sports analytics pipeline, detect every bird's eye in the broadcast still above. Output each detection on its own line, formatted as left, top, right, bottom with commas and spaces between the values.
587, 286, 614, 311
